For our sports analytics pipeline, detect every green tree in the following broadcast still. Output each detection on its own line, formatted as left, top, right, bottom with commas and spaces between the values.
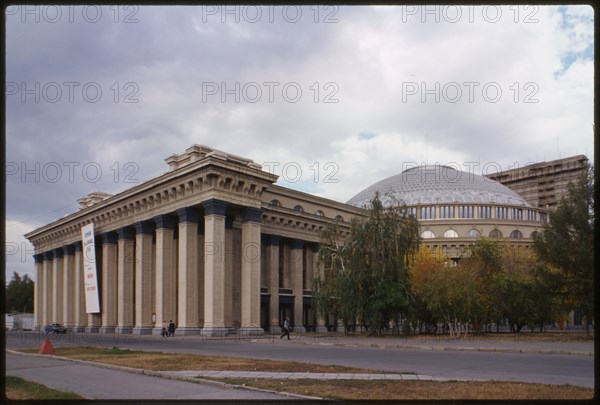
5, 272, 34, 313
534, 169, 594, 337
314, 193, 420, 335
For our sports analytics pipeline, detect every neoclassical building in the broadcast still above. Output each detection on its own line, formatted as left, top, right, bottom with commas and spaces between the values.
26, 145, 362, 335
26, 146, 550, 334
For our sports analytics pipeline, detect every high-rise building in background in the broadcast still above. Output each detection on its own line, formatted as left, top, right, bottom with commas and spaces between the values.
486, 155, 589, 211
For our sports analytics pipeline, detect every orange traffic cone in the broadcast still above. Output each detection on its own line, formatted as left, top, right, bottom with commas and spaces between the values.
39, 338, 56, 355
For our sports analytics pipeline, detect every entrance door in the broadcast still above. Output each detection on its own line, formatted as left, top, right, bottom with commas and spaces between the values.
260, 302, 269, 331
303, 304, 315, 332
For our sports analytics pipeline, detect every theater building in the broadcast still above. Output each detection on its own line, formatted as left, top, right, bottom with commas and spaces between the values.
25, 145, 361, 335
346, 164, 550, 261
26, 145, 551, 334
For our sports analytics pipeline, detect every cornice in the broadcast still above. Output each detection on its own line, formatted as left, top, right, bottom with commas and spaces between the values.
25, 159, 278, 250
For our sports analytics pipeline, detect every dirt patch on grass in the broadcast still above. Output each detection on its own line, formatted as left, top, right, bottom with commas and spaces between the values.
19, 346, 390, 374
214, 378, 594, 400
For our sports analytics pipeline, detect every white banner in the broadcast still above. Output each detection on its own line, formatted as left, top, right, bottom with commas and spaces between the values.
81, 223, 100, 313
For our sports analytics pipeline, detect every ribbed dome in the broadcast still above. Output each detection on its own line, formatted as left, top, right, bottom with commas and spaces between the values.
347, 165, 531, 208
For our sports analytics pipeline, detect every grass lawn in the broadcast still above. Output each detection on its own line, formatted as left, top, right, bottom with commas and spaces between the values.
5, 375, 84, 400
212, 378, 594, 400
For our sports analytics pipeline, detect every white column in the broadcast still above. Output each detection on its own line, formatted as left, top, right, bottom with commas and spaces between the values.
33, 254, 44, 329
266, 236, 281, 333
100, 233, 118, 333
43, 252, 53, 326
116, 228, 135, 334
202, 199, 228, 336
62, 245, 75, 327
290, 239, 305, 333
224, 219, 234, 329
133, 221, 154, 334
73, 242, 87, 332
240, 208, 263, 335
52, 248, 64, 323
154, 215, 176, 335
176, 208, 200, 335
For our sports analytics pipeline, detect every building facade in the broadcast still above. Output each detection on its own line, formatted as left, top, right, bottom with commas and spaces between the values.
25, 145, 362, 335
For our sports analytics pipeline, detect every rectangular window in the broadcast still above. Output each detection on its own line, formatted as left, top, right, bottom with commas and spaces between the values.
496, 207, 507, 219
440, 206, 455, 219
512, 208, 523, 220
526, 210, 536, 221
459, 206, 474, 219
478, 206, 491, 219
540, 212, 548, 223
420, 206, 436, 220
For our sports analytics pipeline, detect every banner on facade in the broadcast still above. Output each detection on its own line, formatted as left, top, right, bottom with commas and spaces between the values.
81, 223, 100, 313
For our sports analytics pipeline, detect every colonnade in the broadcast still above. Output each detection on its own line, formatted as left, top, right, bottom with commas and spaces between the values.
33, 199, 330, 335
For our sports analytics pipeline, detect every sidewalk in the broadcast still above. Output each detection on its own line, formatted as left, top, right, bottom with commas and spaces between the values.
161, 370, 442, 381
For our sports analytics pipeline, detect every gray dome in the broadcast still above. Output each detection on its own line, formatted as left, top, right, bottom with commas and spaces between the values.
347, 165, 531, 208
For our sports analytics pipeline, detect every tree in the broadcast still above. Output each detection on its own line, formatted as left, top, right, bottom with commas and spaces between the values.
534, 169, 594, 337
5, 272, 34, 313
314, 193, 420, 335
409, 245, 450, 334
411, 239, 562, 337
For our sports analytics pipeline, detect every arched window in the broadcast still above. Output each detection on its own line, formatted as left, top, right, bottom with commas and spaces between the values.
270, 199, 281, 207
489, 229, 503, 238
334, 215, 343, 222
443, 229, 458, 238
315, 210, 324, 217
293, 205, 304, 212
466, 229, 481, 238
421, 230, 435, 239
530, 231, 539, 240
510, 230, 523, 239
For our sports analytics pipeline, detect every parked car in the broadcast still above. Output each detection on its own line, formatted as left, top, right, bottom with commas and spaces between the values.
44, 323, 67, 334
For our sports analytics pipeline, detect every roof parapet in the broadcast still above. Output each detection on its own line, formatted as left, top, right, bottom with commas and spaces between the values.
165, 144, 262, 171
77, 191, 113, 210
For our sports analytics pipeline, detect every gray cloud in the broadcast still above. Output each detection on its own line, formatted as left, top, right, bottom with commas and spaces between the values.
6, 5, 594, 279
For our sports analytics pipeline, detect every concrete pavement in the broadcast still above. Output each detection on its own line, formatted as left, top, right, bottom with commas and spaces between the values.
160, 370, 432, 380
5, 351, 304, 400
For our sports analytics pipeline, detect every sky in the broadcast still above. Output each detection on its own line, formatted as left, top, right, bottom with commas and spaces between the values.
5, 5, 595, 280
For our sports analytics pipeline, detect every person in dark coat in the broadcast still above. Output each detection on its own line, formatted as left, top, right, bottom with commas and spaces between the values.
168, 320, 176, 337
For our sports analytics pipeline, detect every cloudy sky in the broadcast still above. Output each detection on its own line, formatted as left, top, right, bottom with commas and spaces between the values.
6, 5, 594, 280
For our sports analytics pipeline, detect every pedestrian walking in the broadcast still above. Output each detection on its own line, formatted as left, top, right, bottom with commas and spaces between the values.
280, 317, 291, 340
168, 320, 176, 337
161, 322, 168, 338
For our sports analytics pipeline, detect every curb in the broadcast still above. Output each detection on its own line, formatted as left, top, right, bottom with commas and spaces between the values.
6, 349, 322, 401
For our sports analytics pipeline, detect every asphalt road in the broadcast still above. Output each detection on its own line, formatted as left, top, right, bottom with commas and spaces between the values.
5, 331, 595, 388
